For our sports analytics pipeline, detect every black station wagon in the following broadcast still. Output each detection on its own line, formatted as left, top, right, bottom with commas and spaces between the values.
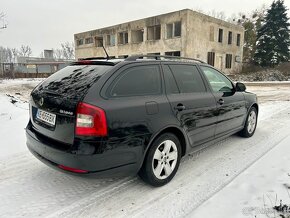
26, 55, 258, 186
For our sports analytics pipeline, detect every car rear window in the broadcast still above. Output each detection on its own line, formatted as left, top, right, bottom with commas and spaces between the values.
37, 65, 111, 97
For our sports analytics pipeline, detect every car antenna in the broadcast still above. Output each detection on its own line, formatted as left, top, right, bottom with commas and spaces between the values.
102, 45, 110, 60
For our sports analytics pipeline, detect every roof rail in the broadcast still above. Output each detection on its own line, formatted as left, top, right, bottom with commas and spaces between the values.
125, 55, 206, 63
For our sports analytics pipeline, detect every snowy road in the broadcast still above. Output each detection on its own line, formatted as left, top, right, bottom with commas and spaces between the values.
0, 79, 290, 218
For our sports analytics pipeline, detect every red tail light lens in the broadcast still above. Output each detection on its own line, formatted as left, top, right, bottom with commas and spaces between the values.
58, 165, 88, 173
75, 102, 108, 136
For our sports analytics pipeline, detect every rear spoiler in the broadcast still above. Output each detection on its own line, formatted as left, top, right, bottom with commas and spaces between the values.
70, 60, 118, 66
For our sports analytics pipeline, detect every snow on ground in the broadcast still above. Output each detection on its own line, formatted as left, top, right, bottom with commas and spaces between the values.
0, 79, 290, 218
190, 134, 290, 218
0, 94, 29, 157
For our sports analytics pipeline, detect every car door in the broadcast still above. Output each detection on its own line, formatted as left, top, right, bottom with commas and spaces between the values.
199, 65, 247, 137
162, 63, 217, 147
100, 62, 174, 152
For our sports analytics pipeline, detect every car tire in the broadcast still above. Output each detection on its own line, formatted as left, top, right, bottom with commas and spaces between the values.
138, 133, 181, 187
239, 107, 258, 138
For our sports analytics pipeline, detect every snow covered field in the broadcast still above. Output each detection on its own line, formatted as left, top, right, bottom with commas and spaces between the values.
0, 79, 290, 218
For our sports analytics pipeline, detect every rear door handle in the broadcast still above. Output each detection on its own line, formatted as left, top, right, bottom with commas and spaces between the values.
217, 99, 224, 105
174, 104, 186, 111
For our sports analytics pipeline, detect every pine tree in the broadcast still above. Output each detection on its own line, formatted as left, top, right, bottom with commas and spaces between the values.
254, 0, 290, 67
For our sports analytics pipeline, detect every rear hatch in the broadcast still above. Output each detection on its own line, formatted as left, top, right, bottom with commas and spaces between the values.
30, 64, 112, 145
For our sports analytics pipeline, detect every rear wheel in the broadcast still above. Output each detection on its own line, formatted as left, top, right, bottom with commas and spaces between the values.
138, 133, 181, 187
239, 107, 258, 138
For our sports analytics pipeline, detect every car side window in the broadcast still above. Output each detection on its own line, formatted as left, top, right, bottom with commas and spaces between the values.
110, 65, 161, 97
168, 64, 206, 93
200, 66, 233, 93
163, 65, 179, 94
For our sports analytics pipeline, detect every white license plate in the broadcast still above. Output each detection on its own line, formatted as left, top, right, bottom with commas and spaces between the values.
36, 109, 56, 126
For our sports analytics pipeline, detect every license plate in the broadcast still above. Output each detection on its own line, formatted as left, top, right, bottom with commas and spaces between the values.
36, 109, 56, 126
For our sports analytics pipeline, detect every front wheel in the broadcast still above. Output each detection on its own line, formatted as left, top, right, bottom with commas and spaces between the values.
138, 133, 181, 187
239, 107, 258, 138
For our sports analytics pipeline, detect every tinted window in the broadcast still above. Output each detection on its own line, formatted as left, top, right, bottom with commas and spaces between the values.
168, 65, 206, 93
110, 65, 161, 97
163, 65, 179, 94
200, 66, 233, 93
35, 65, 111, 102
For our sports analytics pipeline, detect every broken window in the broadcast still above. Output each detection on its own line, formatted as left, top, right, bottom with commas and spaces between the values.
95, 36, 103, 47
228, 31, 232, 45
147, 25, 161, 40
218, 29, 223, 43
237, 33, 241, 46
166, 21, 181, 38
225, 54, 232, 69
77, 39, 84, 46
85, 37, 93, 44
207, 52, 215, 66
209, 26, 214, 42
131, 29, 144, 43
118, 32, 129, 45
106, 34, 116, 46
165, 51, 181, 57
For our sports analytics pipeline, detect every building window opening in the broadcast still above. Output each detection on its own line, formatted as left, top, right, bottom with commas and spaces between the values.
207, 52, 215, 66
131, 29, 144, 43
85, 37, 93, 44
147, 25, 161, 40
228, 31, 232, 45
225, 54, 232, 69
166, 21, 181, 39
218, 29, 223, 43
77, 39, 84, 46
95, 36, 103, 47
118, 32, 129, 45
165, 51, 181, 57
118, 55, 129, 58
106, 34, 116, 46
237, 34, 241, 46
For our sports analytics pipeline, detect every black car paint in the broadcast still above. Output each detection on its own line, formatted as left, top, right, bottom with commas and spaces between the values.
26, 60, 258, 176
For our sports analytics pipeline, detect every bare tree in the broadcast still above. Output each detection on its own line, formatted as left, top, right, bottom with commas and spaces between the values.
61, 42, 75, 60
53, 48, 64, 60
0, 46, 8, 62
207, 10, 227, 21
52, 42, 75, 60
18, 45, 32, 57
0, 47, 19, 63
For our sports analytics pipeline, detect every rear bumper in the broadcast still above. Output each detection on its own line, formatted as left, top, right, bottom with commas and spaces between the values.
26, 126, 141, 177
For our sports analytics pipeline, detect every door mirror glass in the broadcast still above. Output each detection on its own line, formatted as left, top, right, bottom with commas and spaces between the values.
236, 82, 246, 92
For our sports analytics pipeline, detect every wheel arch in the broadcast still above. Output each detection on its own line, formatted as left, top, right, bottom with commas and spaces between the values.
138, 126, 187, 172
251, 103, 259, 114
145, 126, 187, 158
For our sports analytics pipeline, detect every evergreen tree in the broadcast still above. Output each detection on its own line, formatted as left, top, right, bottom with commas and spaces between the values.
254, 0, 290, 67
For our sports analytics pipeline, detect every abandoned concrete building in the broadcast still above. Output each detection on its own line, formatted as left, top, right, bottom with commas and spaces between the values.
74, 9, 244, 73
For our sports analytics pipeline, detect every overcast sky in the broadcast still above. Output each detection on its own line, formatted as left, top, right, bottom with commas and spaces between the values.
0, 0, 289, 56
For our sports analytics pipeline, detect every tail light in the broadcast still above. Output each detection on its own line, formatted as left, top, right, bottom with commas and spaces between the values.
75, 102, 108, 136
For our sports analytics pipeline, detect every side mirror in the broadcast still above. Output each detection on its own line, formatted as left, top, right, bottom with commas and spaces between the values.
236, 82, 246, 92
